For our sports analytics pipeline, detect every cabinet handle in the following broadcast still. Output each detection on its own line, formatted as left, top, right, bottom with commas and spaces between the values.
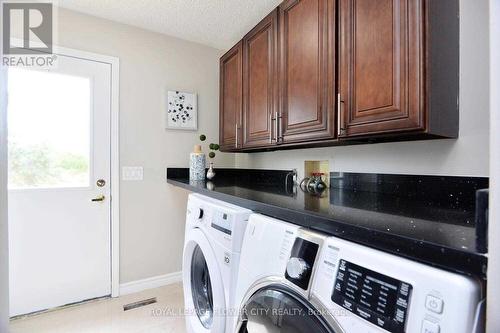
337, 93, 346, 137
276, 112, 281, 143
235, 123, 238, 148
269, 112, 275, 143
274, 112, 278, 143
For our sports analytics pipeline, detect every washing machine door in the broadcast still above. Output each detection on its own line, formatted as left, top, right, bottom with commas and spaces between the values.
238, 286, 338, 333
183, 228, 226, 333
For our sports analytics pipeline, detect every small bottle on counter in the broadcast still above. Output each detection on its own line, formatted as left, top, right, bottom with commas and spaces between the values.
190, 145, 206, 181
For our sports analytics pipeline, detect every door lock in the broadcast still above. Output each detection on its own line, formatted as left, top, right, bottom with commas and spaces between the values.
96, 179, 106, 187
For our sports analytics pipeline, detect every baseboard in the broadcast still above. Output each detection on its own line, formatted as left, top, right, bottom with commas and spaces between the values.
119, 271, 182, 296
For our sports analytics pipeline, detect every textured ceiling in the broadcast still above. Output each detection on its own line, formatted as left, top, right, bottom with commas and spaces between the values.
58, 0, 282, 50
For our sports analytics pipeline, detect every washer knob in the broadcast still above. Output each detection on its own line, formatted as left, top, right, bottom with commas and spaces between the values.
286, 257, 310, 279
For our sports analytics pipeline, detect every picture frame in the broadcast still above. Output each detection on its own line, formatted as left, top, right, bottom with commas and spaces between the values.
166, 90, 198, 130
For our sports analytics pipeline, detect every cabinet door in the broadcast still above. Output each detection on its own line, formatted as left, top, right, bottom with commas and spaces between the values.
242, 10, 278, 148
279, 0, 336, 144
219, 42, 243, 151
339, 0, 425, 137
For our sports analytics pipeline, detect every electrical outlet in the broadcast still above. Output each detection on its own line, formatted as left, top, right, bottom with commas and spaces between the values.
122, 167, 143, 181
304, 161, 330, 186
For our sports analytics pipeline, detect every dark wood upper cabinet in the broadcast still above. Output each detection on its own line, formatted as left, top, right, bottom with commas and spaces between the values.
279, 0, 336, 144
219, 0, 459, 152
220, 42, 243, 151
338, 0, 459, 139
242, 10, 279, 149
338, 0, 423, 137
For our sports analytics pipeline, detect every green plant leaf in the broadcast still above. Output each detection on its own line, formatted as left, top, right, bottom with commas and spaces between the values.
199, 134, 206, 141
209, 152, 216, 159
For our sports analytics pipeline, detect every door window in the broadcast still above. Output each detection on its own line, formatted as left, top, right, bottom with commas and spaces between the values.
8, 67, 91, 189
239, 287, 335, 333
191, 245, 214, 329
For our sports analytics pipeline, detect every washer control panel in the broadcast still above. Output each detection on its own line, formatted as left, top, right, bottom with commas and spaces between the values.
311, 236, 483, 333
331, 260, 412, 333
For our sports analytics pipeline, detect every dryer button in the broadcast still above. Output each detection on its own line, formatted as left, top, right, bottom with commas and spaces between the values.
421, 320, 440, 333
425, 295, 444, 314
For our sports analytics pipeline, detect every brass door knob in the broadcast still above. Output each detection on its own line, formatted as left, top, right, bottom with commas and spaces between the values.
91, 195, 105, 202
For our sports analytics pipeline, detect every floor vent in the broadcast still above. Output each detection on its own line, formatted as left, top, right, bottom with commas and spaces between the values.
123, 297, 157, 311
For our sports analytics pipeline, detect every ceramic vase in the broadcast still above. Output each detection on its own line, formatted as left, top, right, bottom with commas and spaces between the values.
190, 145, 206, 181
206, 162, 216, 180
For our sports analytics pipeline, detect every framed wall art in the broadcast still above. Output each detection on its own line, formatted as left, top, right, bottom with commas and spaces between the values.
166, 90, 197, 130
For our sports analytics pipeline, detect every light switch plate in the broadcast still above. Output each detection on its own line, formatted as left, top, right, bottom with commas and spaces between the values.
122, 167, 144, 181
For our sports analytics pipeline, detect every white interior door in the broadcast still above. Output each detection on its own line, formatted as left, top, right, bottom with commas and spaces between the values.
7, 54, 112, 317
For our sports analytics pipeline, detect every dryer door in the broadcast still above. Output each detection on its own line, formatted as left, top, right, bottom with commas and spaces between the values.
238, 286, 338, 333
183, 229, 226, 333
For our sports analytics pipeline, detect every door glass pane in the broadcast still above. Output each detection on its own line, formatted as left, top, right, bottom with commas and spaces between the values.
7, 67, 91, 189
240, 288, 335, 333
191, 245, 214, 329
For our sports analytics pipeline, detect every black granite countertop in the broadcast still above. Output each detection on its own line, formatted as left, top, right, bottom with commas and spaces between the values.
167, 168, 489, 280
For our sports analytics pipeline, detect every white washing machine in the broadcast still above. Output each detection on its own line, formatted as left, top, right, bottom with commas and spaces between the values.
183, 194, 251, 333
233, 213, 342, 333
234, 213, 485, 333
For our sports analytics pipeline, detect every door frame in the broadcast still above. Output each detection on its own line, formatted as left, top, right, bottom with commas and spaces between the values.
488, 1, 500, 331
1, 44, 10, 333
8, 40, 121, 298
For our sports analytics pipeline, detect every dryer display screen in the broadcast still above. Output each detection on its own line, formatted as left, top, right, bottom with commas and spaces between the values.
211, 211, 232, 235
331, 260, 412, 333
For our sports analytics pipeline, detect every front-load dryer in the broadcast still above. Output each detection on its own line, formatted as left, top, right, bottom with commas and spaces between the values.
183, 194, 251, 333
234, 213, 484, 333
233, 213, 344, 333
311, 236, 484, 333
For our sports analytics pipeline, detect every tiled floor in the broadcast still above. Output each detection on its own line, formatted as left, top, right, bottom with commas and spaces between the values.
10, 283, 187, 333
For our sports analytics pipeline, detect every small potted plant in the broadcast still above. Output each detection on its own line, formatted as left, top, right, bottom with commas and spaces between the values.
199, 134, 219, 180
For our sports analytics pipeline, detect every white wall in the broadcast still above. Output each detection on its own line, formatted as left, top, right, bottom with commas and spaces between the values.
235, 0, 490, 178
44, 9, 232, 283
487, 0, 499, 331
